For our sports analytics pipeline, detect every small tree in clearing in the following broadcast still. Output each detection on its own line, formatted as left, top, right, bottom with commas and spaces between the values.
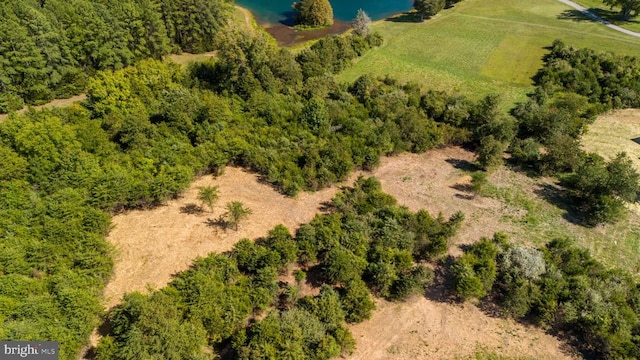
352, 9, 372, 36
224, 201, 252, 230
197, 185, 219, 212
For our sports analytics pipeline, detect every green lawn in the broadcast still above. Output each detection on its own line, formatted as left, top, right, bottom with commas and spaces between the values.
338, 0, 640, 108
570, 0, 640, 33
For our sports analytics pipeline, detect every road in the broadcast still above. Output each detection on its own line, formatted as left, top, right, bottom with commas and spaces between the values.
556, 0, 640, 38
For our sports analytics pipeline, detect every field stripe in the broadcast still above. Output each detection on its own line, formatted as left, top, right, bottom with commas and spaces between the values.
456, 13, 640, 44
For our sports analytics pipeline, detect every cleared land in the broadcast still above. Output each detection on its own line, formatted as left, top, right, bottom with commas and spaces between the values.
103, 147, 587, 359
337, 0, 640, 107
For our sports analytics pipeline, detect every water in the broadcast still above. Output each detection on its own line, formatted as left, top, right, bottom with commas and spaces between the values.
235, 0, 414, 25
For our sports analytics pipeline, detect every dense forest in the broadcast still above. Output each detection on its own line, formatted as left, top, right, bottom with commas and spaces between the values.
0, 0, 234, 113
1, 0, 640, 357
0, 26, 473, 359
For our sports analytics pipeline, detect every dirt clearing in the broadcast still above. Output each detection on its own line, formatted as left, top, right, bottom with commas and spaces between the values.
101, 147, 576, 359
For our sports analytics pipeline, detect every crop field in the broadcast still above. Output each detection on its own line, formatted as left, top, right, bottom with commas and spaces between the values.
338, 0, 640, 107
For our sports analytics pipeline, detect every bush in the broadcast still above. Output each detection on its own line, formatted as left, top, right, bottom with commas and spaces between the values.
451, 237, 498, 300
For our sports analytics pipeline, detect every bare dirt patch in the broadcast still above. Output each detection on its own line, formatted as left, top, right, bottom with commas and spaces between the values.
99, 146, 575, 360
347, 296, 576, 360
103, 166, 356, 308
371, 148, 512, 257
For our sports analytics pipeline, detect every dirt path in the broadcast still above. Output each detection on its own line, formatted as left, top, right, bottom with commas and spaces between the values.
85, 147, 575, 360
556, 0, 640, 38
0, 94, 87, 122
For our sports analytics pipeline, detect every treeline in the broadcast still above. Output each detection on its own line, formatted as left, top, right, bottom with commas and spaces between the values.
508, 40, 640, 225
0, 0, 233, 113
95, 177, 463, 359
451, 235, 640, 359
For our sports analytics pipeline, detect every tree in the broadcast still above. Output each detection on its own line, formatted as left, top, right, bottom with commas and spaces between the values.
413, 0, 446, 21
224, 201, 252, 230
197, 185, 219, 212
340, 279, 375, 323
477, 135, 505, 170
603, 0, 640, 20
293, 0, 334, 27
352, 9, 371, 37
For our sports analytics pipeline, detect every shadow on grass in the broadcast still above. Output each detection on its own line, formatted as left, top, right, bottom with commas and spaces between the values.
385, 11, 423, 23
205, 216, 231, 231
558, 8, 639, 26
445, 157, 480, 172
532, 182, 585, 226
180, 203, 204, 215
300, 263, 328, 289
82, 317, 113, 359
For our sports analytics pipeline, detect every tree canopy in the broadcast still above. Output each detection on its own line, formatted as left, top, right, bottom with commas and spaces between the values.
0, 0, 233, 112
603, 0, 640, 20
294, 0, 334, 27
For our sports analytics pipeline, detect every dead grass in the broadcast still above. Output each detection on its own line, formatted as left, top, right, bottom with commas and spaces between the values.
347, 296, 576, 360
582, 109, 640, 170
103, 167, 356, 308
96, 147, 580, 360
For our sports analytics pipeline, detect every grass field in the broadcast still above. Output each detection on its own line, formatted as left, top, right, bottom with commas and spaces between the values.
583, 109, 640, 170
571, 0, 640, 33
486, 167, 640, 275
338, 0, 640, 108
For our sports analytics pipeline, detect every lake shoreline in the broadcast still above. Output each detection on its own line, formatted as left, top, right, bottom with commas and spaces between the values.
236, 0, 414, 46
263, 20, 353, 47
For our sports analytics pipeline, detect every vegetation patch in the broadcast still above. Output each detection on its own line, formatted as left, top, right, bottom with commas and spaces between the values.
339, 0, 640, 107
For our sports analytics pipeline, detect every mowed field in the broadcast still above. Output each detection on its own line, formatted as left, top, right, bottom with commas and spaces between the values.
570, 0, 640, 33
338, 0, 640, 107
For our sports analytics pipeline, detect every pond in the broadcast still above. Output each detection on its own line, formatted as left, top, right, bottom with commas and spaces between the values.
236, 0, 414, 26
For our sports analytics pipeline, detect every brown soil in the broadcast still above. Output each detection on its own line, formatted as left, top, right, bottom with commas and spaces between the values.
103, 166, 358, 308
264, 20, 352, 47
347, 296, 576, 360
90, 146, 577, 360
372, 149, 512, 257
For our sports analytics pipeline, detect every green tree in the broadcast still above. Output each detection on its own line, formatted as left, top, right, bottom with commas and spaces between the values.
603, 0, 640, 20
451, 237, 497, 300
197, 185, 219, 212
477, 135, 505, 170
340, 279, 375, 323
413, 0, 446, 21
294, 0, 334, 27
224, 201, 252, 231
351, 9, 371, 36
